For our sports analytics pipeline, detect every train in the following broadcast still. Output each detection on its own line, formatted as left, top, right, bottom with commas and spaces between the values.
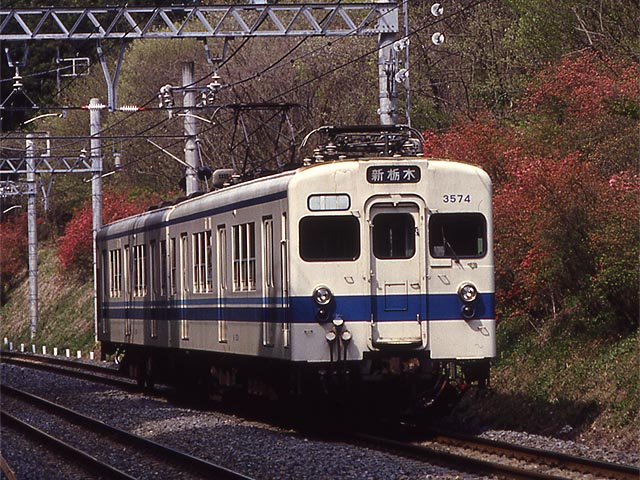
96, 125, 495, 415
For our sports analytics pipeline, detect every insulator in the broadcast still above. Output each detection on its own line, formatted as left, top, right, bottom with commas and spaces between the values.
395, 68, 409, 84
431, 3, 444, 16
431, 32, 445, 45
118, 105, 140, 112
85, 102, 106, 110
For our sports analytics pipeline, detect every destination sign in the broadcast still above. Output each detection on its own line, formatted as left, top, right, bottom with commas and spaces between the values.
367, 165, 421, 184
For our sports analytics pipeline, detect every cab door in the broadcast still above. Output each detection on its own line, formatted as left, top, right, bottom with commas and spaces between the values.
368, 200, 425, 348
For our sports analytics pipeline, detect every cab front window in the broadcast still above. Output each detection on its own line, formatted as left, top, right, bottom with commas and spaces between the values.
299, 216, 360, 261
429, 213, 487, 258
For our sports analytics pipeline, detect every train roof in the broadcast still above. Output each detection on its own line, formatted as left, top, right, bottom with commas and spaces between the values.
97, 168, 296, 239
97, 156, 490, 240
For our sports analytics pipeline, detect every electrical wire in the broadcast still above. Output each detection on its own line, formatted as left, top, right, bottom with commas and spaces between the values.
1, 0, 485, 178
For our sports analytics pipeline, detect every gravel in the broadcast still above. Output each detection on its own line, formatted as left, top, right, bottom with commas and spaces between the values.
1, 362, 637, 479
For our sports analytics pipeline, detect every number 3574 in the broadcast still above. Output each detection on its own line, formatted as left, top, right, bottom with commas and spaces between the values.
442, 194, 471, 203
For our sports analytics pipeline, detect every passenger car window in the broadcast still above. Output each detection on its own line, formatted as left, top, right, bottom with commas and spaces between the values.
429, 213, 487, 258
299, 216, 360, 261
373, 213, 415, 259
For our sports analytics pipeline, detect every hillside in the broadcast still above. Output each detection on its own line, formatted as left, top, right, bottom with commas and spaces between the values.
0, 243, 95, 353
1, 243, 637, 454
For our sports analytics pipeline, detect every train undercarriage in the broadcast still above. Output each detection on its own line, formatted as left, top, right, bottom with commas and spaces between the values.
102, 342, 490, 418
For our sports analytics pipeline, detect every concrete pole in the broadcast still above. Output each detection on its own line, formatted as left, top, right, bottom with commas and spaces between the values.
182, 61, 199, 196
89, 98, 103, 341
26, 134, 38, 340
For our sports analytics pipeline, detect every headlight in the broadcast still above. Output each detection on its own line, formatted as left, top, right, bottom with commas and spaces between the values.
313, 286, 332, 306
458, 283, 478, 303
461, 305, 475, 319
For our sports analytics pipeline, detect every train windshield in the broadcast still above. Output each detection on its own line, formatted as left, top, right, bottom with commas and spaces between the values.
373, 213, 415, 259
429, 213, 487, 258
299, 216, 360, 261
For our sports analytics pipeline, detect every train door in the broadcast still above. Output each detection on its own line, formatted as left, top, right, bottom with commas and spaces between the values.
367, 200, 425, 347
262, 217, 276, 346
179, 233, 189, 340
281, 212, 290, 348
123, 244, 132, 339
217, 225, 228, 343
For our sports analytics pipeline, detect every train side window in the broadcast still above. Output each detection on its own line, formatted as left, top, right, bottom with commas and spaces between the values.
193, 231, 212, 293
373, 213, 415, 259
109, 248, 122, 297
299, 216, 360, 261
263, 217, 275, 289
160, 240, 167, 297
133, 244, 147, 297
429, 213, 487, 259
150, 240, 156, 298
217, 226, 227, 291
170, 238, 177, 296
123, 245, 130, 298
232, 222, 256, 292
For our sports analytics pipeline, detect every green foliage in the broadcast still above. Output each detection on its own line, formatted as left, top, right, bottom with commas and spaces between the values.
504, 0, 640, 64
493, 327, 639, 429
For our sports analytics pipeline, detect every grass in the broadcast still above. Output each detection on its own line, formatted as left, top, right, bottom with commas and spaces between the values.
0, 243, 96, 354
449, 314, 639, 451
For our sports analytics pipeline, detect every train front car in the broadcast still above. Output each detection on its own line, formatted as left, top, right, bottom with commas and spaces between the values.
288, 129, 494, 414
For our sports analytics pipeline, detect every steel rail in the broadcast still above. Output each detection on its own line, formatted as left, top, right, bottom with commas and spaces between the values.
1, 384, 256, 480
423, 427, 640, 480
1, 410, 137, 480
351, 432, 569, 480
0, 352, 136, 391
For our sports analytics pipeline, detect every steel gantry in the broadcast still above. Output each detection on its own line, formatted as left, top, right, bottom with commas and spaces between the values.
0, 4, 398, 39
0, 4, 402, 118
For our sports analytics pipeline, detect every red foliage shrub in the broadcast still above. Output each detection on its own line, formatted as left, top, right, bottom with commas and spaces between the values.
57, 191, 161, 273
423, 51, 639, 333
520, 51, 638, 121
0, 213, 28, 290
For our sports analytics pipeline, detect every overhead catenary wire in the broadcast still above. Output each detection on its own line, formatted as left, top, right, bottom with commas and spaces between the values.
2, 0, 484, 176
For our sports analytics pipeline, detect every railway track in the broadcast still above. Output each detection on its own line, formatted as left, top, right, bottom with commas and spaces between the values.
3, 351, 639, 479
1, 384, 255, 480
351, 429, 640, 480
0, 350, 134, 389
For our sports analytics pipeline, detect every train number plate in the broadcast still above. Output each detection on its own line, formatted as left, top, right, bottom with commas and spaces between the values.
367, 166, 421, 184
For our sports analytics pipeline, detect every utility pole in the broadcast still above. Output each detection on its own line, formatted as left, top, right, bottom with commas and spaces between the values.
182, 62, 199, 196
377, 2, 399, 125
89, 98, 103, 341
26, 134, 38, 339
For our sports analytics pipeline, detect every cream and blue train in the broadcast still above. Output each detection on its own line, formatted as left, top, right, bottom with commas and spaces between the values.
97, 126, 495, 413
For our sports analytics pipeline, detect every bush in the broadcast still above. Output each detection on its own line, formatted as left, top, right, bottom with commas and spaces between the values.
0, 213, 28, 297
57, 191, 161, 274
423, 51, 639, 336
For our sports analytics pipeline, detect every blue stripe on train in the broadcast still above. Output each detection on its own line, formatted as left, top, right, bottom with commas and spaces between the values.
101, 293, 494, 323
